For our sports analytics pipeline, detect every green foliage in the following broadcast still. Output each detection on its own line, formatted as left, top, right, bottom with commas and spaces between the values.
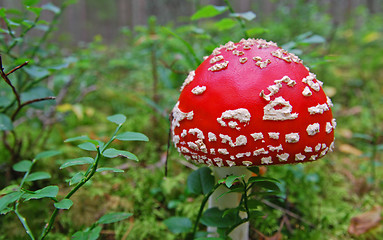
0, 0, 78, 185
191, 5, 228, 21
187, 167, 215, 195
165, 167, 282, 238
164, 217, 192, 234
0, 0, 382, 239
0, 114, 147, 239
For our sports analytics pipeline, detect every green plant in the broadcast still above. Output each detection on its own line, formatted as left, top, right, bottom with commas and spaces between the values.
164, 167, 281, 239
0, 0, 77, 184
0, 113, 148, 239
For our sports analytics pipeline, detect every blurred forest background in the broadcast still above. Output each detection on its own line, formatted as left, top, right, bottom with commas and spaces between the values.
1, 0, 382, 44
0, 0, 382, 239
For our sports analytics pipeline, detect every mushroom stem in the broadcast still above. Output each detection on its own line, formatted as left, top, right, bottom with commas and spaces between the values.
208, 166, 251, 240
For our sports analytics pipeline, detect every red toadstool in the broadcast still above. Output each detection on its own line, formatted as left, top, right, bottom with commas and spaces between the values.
171, 38, 335, 239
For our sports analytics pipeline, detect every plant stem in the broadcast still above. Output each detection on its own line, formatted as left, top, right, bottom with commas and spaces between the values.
41, 123, 122, 238
6, 13, 40, 54
15, 201, 36, 240
0, 56, 22, 107
14, 159, 38, 239
209, 167, 251, 240
39, 147, 102, 239
225, 218, 249, 235
11, 96, 56, 121
190, 184, 219, 239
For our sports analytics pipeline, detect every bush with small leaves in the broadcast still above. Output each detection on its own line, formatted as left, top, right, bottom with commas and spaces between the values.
0, 113, 148, 239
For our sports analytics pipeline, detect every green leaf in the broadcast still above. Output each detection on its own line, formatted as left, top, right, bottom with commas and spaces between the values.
222, 207, 240, 218
248, 176, 280, 184
96, 167, 124, 173
23, 66, 50, 80
249, 191, 280, 197
230, 11, 256, 21
246, 27, 269, 36
35, 150, 61, 160
0, 191, 22, 212
247, 199, 262, 210
247, 166, 259, 175
102, 148, 138, 161
12, 160, 32, 172
27, 6, 42, 16
68, 172, 84, 186
195, 238, 225, 240
300, 35, 326, 44
0, 96, 12, 108
216, 184, 244, 200
252, 181, 280, 192
0, 113, 13, 131
107, 114, 126, 125
214, 18, 237, 31
23, 0, 40, 6
200, 207, 241, 228
248, 210, 264, 219
223, 175, 245, 188
42, 3, 60, 14
0, 185, 19, 195
21, 19, 34, 28
187, 167, 215, 195
64, 135, 91, 142
78, 142, 97, 151
191, 5, 227, 20
0, 8, 6, 18
164, 217, 192, 234
97, 212, 132, 224
60, 157, 94, 169
35, 24, 49, 31
54, 199, 73, 209
24, 172, 51, 182
116, 132, 149, 142
22, 186, 59, 201
72, 225, 102, 240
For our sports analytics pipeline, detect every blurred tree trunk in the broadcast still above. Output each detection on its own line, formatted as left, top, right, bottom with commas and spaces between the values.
129, 0, 147, 28
366, 0, 375, 14
236, 0, 251, 12
117, 0, 130, 26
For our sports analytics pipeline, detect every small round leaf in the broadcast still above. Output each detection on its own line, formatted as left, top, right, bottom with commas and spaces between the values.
12, 160, 32, 172
107, 114, 126, 125
97, 212, 132, 225
0, 114, 13, 131
54, 199, 73, 209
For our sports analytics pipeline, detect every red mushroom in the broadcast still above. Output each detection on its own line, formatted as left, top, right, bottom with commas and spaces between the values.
171, 38, 335, 239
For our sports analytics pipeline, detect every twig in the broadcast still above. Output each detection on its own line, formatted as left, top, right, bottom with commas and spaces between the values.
11, 96, 56, 121
176, 158, 198, 170
261, 199, 314, 227
74, 85, 97, 103
6, 61, 29, 76
0, 55, 22, 107
40, 146, 102, 239
6, 13, 40, 54
121, 217, 135, 240
189, 184, 220, 239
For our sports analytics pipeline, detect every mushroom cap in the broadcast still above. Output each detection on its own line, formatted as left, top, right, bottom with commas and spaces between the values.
171, 38, 335, 167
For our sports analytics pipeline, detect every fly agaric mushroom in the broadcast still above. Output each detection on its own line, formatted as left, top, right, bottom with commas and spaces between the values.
171, 38, 335, 239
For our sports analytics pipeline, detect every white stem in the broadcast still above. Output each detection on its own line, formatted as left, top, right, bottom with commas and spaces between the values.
208, 166, 251, 240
